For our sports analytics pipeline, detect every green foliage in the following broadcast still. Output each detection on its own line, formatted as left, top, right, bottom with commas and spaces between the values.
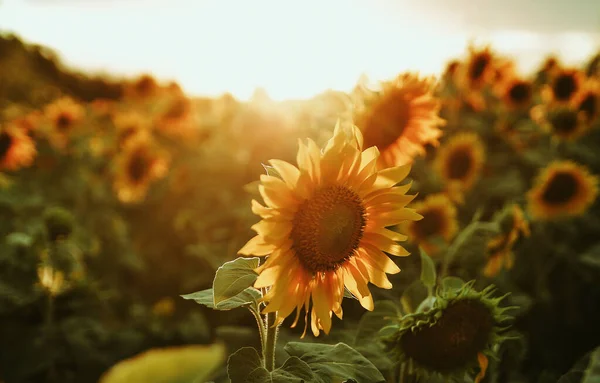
213, 257, 259, 305
181, 288, 261, 313
558, 346, 600, 383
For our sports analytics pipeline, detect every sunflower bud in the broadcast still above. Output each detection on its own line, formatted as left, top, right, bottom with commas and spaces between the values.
43, 207, 75, 242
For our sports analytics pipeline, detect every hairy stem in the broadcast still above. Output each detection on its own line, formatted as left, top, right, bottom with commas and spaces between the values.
264, 311, 279, 371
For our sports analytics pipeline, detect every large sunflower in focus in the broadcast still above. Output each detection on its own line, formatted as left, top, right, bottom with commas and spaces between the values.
527, 161, 598, 220
354, 73, 446, 167
239, 123, 422, 337
434, 133, 485, 202
113, 133, 169, 203
404, 193, 458, 256
0, 124, 36, 171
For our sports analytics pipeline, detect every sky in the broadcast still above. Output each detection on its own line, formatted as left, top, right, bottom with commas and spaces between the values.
0, 0, 599, 100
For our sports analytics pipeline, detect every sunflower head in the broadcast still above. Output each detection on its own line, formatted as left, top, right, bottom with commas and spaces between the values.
404, 193, 458, 256
435, 132, 486, 198
462, 45, 495, 90
382, 282, 514, 382
354, 73, 446, 167
498, 77, 533, 110
238, 122, 422, 337
127, 74, 159, 99
528, 160, 599, 220
572, 79, 600, 125
0, 124, 36, 171
543, 68, 584, 104
531, 105, 591, 142
113, 111, 149, 148
113, 133, 169, 203
44, 97, 85, 149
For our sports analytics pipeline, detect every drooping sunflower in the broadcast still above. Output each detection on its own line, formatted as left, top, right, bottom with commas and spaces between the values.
434, 133, 486, 202
381, 282, 514, 382
542, 68, 585, 105
527, 160, 599, 220
0, 124, 36, 171
238, 123, 422, 337
44, 96, 85, 149
403, 193, 458, 256
354, 73, 446, 167
113, 133, 169, 203
484, 204, 530, 277
531, 104, 591, 142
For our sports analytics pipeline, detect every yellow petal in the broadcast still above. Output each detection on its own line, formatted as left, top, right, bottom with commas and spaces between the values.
238, 235, 274, 256
358, 244, 401, 274
268, 159, 300, 189
362, 232, 410, 256
355, 257, 393, 289
342, 264, 374, 311
259, 176, 298, 209
374, 164, 412, 188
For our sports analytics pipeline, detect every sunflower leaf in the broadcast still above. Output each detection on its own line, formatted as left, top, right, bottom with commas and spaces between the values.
227, 347, 315, 383
213, 257, 259, 305
181, 287, 261, 312
558, 345, 600, 383
99, 343, 225, 383
284, 342, 386, 383
419, 247, 437, 292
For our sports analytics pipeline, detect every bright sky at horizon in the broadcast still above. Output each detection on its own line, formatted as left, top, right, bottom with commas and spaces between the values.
1, 0, 599, 100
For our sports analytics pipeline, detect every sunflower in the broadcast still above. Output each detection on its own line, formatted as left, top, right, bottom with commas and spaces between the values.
531, 105, 591, 142
113, 111, 149, 148
484, 205, 530, 277
382, 282, 514, 382
404, 193, 458, 255
527, 160, 599, 220
434, 133, 486, 201
461, 45, 496, 91
496, 77, 533, 110
113, 133, 169, 203
542, 68, 584, 104
44, 96, 84, 149
238, 123, 421, 337
572, 79, 600, 125
0, 124, 36, 171
354, 73, 446, 167
126, 74, 159, 99
156, 96, 198, 140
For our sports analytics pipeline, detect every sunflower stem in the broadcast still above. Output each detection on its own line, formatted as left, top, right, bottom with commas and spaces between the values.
264, 311, 279, 371
251, 309, 267, 362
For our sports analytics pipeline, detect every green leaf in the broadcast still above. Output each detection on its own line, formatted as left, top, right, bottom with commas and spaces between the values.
99, 343, 225, 383
213, 257, 259, 305
284, 342, 386, 383
262, 164, 282, 179
181, 287, 261, 312
227, 347, 270, 383
5, 232, 33, 248
441, 276, 466, 293
419, 247, 436, 290
227, 348, 315, 383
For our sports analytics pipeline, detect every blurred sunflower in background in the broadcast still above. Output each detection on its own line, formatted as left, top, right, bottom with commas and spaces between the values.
542, 68, 584, 105
354, 73, 446, 167
527, 160, 598, 220
0, 123, 36, 171
43, 96, 85, 150
434, 132, 486, 202
125, 74, 159, 100
484, 204, 530, 277
113, 132, 169, 203
404, 193, 458, 256
156, 95, 199, 141
531, 105, 591, 142
239, 123, 421, 337
461, 45, 496, 91
496, 76, 533, 111
113, 111, 150, 149
572, 79, 600, 125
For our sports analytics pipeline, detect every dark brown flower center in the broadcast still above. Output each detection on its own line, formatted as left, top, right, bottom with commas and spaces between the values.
541, 171, 579, 205
447, 149, 473, 180
400, 299, 494, 372
56, 113, 73, 132
291, 185, 366, 273
552, 74, 578, 101
579, 93, 597, 120
0, 131, 13, 159
468, 54, 491, 82
362, 94, 411, 151
127, 150, 151, 183
508, 82, 531, 105
549, 109, 579, 136
413, 208, 444, 239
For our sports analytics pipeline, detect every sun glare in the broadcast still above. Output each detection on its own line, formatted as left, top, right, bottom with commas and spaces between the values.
0, 0, 598, 100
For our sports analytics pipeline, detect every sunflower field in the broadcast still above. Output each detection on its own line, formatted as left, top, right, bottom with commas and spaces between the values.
1, 32, 600, 383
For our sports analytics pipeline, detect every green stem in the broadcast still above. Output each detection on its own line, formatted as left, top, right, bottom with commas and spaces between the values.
251, 309, 267, 362
264, 311, 279, 371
